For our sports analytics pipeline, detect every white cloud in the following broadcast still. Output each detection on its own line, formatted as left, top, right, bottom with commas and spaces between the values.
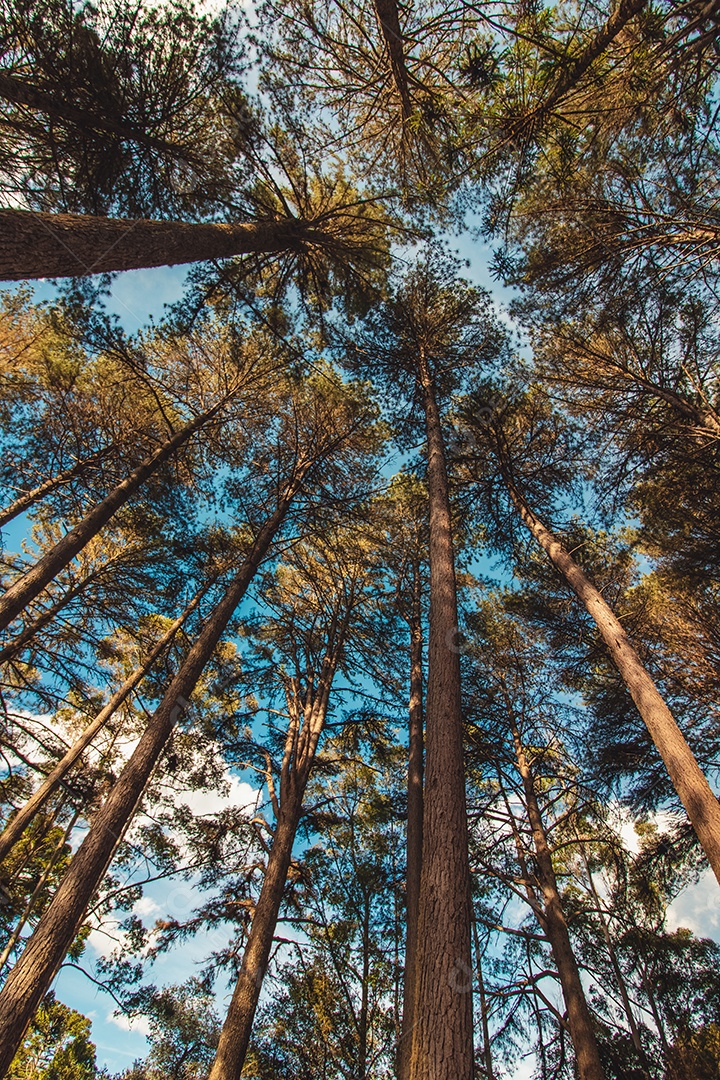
107, 1010, 152, 1037
179, 775, 259, 819
666, 868, 720, 941
134, 896, 161, 918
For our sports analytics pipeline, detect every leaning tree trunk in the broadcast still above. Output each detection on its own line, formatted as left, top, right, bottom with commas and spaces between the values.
0, 209, 315, 280
503, 472, 720, 885
580, 850, 649, 1076
0, 444, 115, 528
0, 398, 226, 634
373, 0, 413, 119
0, 572, 96, 665
519, 0, 648, 136
0, 808, 80, 971
208, 791, 303, 1080
0, 73, 201, 163
409, 353, 474, 1080
510, 720, 606, 1080
472, 917, 496, 1080
399, 564, 424, 1080
0, 490, 298, 1074
208, 617, 348, 1080
0, 579, 212, 865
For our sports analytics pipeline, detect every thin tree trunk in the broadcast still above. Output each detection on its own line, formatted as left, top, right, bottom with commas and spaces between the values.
518, 0, 648, 136
0, 399, 226, 634
580, 851, 649, 1076
503, 471, 720, 885
0, 209, 315, 280
210, 793, 302, 1080
510, 720, 606, 1080
0, 808, 79, 970
373, 0, 413, 119
409, 352, 474, 1080
0, 581, 211, 865
0, 445, 114, 528
208, 612, 350, 1080
0, 489, 297, 1074
0, 574, 93, 665
0, 73, 202, 163
638, 960, 671, 1060
358, 902, 371, 1080
399, 565, 423, 1080
472, 917, 496, 1080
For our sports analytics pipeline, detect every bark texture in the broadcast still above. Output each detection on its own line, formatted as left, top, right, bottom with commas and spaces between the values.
0, 583, 210, 865
399, 565, 424, 1080
510, 720, 606, 1080
0, 400, 224, 634
504, 475, 720, 885
0, 210, 312, 281
409, 354, 474, 1080
0, 492, 296, 1074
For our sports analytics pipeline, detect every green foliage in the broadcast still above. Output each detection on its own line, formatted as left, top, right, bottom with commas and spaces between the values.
7, 993, 97, 1080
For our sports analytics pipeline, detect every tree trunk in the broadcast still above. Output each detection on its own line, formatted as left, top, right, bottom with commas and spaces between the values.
510, 721, 606, 1080
0, 399, 225, 634
399, 565, 423, 1080
0, 73, 201, 163
504, 474, 720, 885
580, 852, 649, 1076
0, 209, 315, 281
0, 445, 114, 529
0, 573, 93, 665
359, 902, 371, 1080
0, 491, 296, 1074
0, 581, 210, 865
519, 0, 648, 135
208, 791, 302, 1080
373, 0, 413, 119
409, 353, 474, 1080
0, 808, 79, 971
208, 609, 350, 1080
472, 917, 496, 1080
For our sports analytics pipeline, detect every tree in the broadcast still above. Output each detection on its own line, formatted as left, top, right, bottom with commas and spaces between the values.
350, 252, 507, 1080
6, 992, 97, 1080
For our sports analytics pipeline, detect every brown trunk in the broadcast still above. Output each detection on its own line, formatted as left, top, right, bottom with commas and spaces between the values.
0, 581, 211, 866
0, 73, 202, 164
208, 612, 349, 1080
510, 720, 606, 1080
373, 0, 413, 119
359, 902, 371, 1080
0, 490, 296, 1074
0, 399, 225, 634
409, 353, 474, 1080
472, 917, 496, 1080
209, 596, 351, 1080
0, 210, 314, 281
580, 851, 649, 1075
503, 473, 720, 885
0, 445, 114, 529
0, 808, 79, 970
519, 0, 648, 135
208, 793, 302, 1080
399, 565, 423, 1080
0, 573, 93, 664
